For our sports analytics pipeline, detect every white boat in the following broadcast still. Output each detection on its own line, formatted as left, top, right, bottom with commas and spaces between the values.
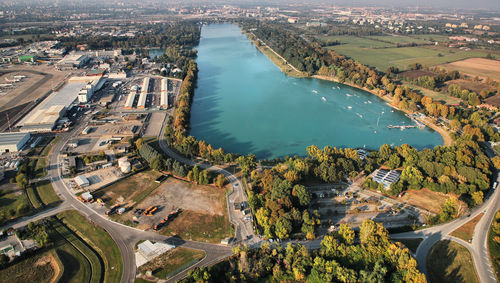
346, 93, 352, 97
356, 113, 363, 118
312, 90, 318, 94
321, 97, 327, 101
368, 100, 372, 104
347, 106, 352, 109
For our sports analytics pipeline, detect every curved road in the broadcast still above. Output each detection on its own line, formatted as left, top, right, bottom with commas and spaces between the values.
392, 170, 500, 283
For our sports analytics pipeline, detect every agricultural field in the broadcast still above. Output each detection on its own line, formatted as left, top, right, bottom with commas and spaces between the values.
427, 240, 480, 283
317, 35, 395, 48
365, 35, 430, 45
439, 58, 500, 81
321, 34, 497, 71
138, 247, 205, 280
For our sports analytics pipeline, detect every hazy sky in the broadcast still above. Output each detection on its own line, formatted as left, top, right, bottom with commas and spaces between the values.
329, 0, 500, 10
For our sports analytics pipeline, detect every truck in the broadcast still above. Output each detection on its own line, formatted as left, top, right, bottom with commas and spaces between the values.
146, 206, 158, 216
106, 204, 121, 215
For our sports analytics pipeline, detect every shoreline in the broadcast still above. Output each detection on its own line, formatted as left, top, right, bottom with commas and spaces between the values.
244, 31, 453, 147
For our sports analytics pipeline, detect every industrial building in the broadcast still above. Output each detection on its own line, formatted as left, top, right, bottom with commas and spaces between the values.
372, 169, 401, 187
137, 92, 147, 108
124, 92, 137, 109
0, 132, 31, 152
160, 78, 169, 108
74, 175, 90, 187
56, 54, 89, 70
18, 76, 104, 132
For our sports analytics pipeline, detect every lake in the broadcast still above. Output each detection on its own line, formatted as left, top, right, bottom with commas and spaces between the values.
189, 23, 443, 159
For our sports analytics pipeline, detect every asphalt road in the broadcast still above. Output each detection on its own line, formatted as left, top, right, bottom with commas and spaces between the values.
392, 171, 500, 283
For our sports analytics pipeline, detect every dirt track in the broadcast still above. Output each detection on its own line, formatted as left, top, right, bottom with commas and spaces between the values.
441, 58, 500, 81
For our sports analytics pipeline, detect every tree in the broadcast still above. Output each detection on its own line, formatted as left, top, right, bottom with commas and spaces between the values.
16, 173, 28, 189
492, 156, 500, 170
293, 185, 311, 207
471, 191, 484, 205
215, 174, 225, 188
401, 166, 424, 189
337, 224, 355, 245
275, 217, 292, 239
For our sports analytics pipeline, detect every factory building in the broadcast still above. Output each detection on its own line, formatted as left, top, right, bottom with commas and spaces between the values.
18, 76, 104, 132
56, 54, 89, 70
0, 132, 31, 152
124, 92, 137, 109
160, 78, 169, 108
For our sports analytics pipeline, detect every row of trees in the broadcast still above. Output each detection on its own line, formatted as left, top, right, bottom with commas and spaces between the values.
59, 21, 200, 51
182, 219, 425, 283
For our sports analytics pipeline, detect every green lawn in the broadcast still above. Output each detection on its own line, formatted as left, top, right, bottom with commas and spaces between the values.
427, 240, 480, 283
27, 186, 43, 209
33, 157, 47, 179
402, 82, 462, 105
35, 180, 61, 207
0, 189, 32, 225
488, 211, 500, 281
138, 247, 205, 279
51, 218, 101, 283
57, 210, 123, 283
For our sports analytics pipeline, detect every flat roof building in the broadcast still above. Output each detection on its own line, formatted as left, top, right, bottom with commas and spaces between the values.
74, 175, 90, 187
57, 54, 89, 70
141, 77, 150, 94
0, 132, 31, 152
372, 169, 401, 187
124, 92, 136, 109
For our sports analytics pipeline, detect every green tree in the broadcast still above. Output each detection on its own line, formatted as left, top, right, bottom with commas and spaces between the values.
293, 185, 311, 206
275, 217, 292, 239
215, 174, 225, 188
16, 173, 28, 189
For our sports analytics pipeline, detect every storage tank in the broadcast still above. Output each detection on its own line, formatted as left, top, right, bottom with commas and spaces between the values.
120, 161, 131, 173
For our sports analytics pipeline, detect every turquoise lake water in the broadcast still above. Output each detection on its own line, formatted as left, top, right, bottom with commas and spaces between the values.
189, 23, 443, 159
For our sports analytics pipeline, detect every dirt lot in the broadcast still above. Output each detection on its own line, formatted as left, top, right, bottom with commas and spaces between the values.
397, 188, 465, 215
440, 58, 500, 81
143, 112, 166, 137
119, 178, 231, 243
93, 169, 162, 206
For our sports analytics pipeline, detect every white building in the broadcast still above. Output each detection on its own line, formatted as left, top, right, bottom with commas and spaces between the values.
74, 175, 90, 187
57, 54, 89, 69
0, 132, 31, 152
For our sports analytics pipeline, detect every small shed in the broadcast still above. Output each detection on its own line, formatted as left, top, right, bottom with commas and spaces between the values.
81, 192, 93, 201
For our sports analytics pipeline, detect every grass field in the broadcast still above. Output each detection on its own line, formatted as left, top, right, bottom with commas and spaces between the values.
138, 247, 205, 279
365, 35, 429, 45
58, 210, 122, 283
427, 240, 480, 283
36, 181, 61, 207
41, 136, 60, 157
317, 35, 395, 48
93, 169, 161, 206
394, 188, 464, 215
402, 82, 462, 105
395, 238, 423, 254
0, 250, 58, 283
51, 217, 101, 283
488, 211, 500, 281
0, 189, 32, 224
325, 39, 496, 71
451, 213, 484, 242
